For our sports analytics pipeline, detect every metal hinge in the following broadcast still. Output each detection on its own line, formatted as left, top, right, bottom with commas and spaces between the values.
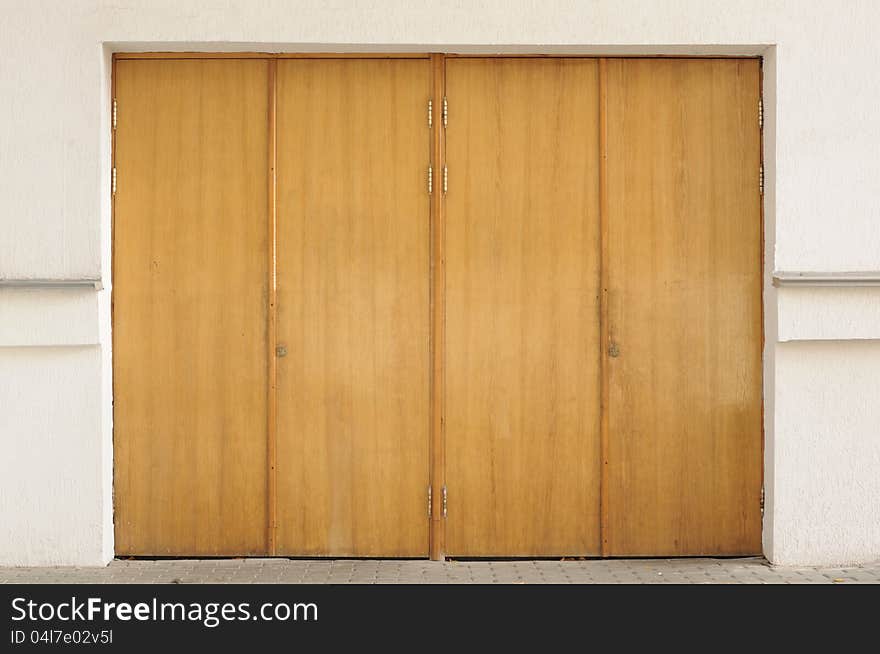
112, 99, 117, 130
427, 166, 433, 195
442, 96, 448, 128
441, 485, 447, 518
443, 166, 448, 194
112, 167, 117, 196
758, 98, 763, 130
427, 99, 433, 128
427, 486, 432, 518
760, 486, 765, 517
759, 164, 764, 196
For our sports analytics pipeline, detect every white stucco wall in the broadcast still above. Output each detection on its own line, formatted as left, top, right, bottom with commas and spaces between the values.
773, 342, 880, 566
0, 0, 878, 566
778, 288, 880, 342
0, 347, 106, 566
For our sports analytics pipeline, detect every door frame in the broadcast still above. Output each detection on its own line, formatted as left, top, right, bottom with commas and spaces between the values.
109, 49, 773, 561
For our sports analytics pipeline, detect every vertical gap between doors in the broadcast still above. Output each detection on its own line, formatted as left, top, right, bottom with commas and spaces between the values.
429, 53, 447, 561
266, 59, 279, 555
597, 57, 610, 557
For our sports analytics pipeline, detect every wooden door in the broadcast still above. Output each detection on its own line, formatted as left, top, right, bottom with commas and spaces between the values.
274, 59, 431, 556
112, 54, 763, 559
603, 58, 763, 555
444, 58, 602, 556
113, 60, 270, 555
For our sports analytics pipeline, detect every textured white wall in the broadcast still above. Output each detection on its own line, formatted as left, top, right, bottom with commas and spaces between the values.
774, 341, 880, 566
0, 289, 100, 346
0, 0, 878, 566
0, 347, 106, 566
779, 288, 880, 341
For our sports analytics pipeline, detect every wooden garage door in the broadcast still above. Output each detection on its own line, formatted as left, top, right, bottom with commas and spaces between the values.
113, 55, 762, 559
113, 59, 271, 555
444, 58, 602, 556
602, 58, 763, 556
274, 59, 432, 556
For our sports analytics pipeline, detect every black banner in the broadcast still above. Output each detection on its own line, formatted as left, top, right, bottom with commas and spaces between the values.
2, 584, 875, 649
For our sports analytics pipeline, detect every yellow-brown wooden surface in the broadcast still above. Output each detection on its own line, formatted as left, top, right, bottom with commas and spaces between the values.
603, 58, 763, 555
275, 59, 432, 556
113, 60, 270, 555
444, 58, 602, 556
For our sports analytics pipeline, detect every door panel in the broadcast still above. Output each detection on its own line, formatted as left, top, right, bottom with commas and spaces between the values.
113, 60, 270, 555
604, 58, 763, 556
444, 58, 602, 556
275, 59, 431, 556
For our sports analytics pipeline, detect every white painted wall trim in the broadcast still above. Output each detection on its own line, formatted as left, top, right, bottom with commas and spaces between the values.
107, 41, 773, 56
0, 280, 103, 289
774, 272, 880, 287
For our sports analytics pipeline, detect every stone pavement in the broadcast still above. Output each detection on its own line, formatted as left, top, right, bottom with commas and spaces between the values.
2, 557, 880, 584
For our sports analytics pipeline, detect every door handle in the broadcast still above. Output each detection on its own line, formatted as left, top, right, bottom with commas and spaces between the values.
608, 342, 620, 358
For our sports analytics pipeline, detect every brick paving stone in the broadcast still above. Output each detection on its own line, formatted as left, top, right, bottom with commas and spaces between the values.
1, 557, 879, 584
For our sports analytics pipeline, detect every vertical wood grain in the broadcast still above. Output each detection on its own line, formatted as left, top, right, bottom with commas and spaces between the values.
604, 58, 763, 556
444, 58, 602, 556
274, 59, 432, 556
113, 59, 270, 555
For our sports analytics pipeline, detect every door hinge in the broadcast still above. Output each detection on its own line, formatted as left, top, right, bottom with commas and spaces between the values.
427, 486, 432, 518
112, 98, 117, 130
441, 485, 447, 519
442, 96, 448, 128
428, 99, 433, 128
443, 166, 448, 194
427, 166, 433, 195
759, 164, 764, 196
760, 486, 765, 517
112, 167, 117, 196
758, 98, 763, 130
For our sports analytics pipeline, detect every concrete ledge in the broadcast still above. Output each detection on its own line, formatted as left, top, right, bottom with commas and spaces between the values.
774, 271, 880, 287
0, 279, 102, 290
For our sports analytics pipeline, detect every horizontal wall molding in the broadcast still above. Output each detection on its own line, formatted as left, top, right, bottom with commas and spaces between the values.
773, 272, 880, 287
0, 279, 103, 290
108, 43, 772, 56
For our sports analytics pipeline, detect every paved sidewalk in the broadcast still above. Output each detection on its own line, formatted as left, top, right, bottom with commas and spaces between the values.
2, 557, 880, 584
